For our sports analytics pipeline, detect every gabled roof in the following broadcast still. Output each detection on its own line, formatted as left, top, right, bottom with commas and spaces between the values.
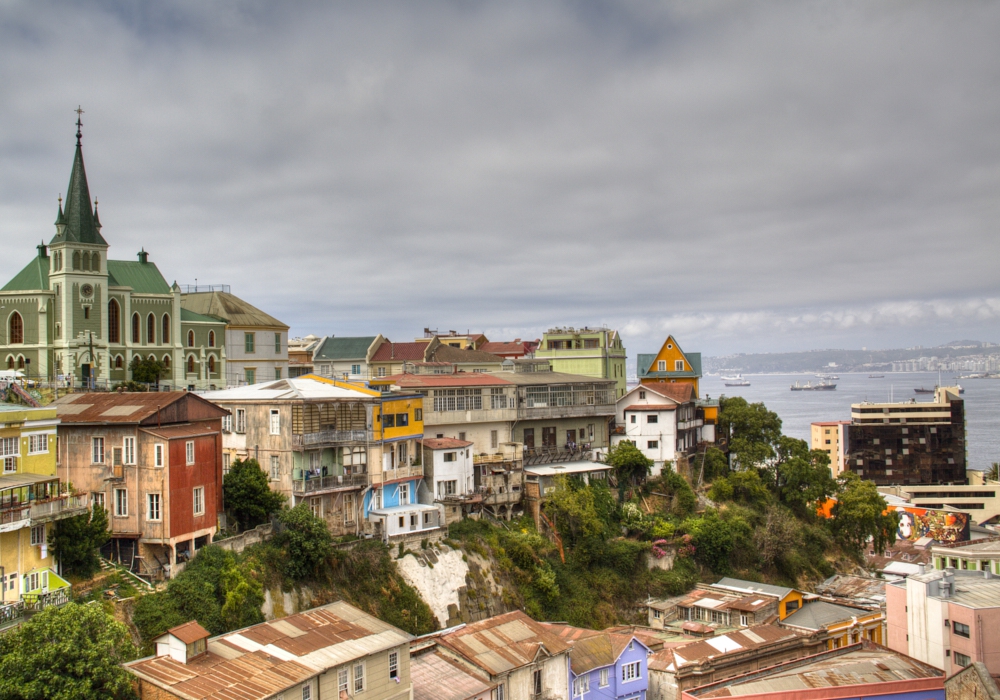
567, 632, 646, 675
163, 621, 210, 645
107, 259, 171, 294
205, 375, 380, 401
126, 601, 412, 700
50, 141, 107, 246
781, 601, 874, 631
411, 649, 494, 700
437, 610, 570, 677
1, 254, 49, 292
666, 624, 800, 669
313, 336, 378, 361
181, 291, 288, 329
371, 341, 427, 362
180, 307, 224, 324
633, 382, 696, 404
712, 578, 796, 601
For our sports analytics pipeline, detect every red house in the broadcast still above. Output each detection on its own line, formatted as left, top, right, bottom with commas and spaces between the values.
52, 391, 228, 579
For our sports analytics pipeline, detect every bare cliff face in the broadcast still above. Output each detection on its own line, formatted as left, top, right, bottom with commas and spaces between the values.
394, 542, 516, 628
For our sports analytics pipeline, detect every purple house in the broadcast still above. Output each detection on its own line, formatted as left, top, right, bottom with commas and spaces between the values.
568, 632, 650, 700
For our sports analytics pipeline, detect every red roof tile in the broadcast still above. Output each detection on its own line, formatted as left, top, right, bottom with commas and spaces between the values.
638, 383, 696, 403
371, 342, 427, 362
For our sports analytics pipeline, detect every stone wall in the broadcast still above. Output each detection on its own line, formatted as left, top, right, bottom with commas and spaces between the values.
213, 522, 274, 554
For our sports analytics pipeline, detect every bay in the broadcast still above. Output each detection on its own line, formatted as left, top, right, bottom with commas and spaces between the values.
704, 371, 999, 471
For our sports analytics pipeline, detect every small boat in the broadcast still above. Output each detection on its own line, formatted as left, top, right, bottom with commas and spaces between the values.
914, 387, 934, 394
868, 374, 884, 379
725, 379, 750, 387
720, 374, 745, 382
792, 381, 837, 391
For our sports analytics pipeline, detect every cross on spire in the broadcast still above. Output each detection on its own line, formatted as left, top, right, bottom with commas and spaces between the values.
75, 106, 84, 145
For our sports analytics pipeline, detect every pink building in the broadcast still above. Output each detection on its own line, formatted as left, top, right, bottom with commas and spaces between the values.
886, 565, 1000, 676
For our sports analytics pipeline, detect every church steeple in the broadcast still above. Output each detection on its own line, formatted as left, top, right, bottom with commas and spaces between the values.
50, 107, 108, 246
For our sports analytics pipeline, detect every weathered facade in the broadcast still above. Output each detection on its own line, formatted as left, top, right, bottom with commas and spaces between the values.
52, 391, 227, 579
535, 326, 628, 398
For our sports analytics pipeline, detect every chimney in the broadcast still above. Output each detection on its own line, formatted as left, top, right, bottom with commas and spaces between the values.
137, 248, 149, 264
917, 563, 926, 575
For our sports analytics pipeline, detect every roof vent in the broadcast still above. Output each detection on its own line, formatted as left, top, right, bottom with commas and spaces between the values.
137, 248, 149, 264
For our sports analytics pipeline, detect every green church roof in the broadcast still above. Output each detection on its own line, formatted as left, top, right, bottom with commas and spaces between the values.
107, 260, 171, 294
313, 336, 378, 361
1, 255, 50, 292
181, 308, 223, 324
49, 131, 107, 246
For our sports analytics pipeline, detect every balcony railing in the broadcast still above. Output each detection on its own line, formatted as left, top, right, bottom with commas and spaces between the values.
29, 494, 90, 522
0, 506, 31, 531
293, 473, 368, 494
0, 601, 24, 628
291, 429, 373, 448
21, 587, 70, 613
370, 466, 425, 484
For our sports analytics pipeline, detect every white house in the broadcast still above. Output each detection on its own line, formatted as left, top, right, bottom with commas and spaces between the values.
610, 383, 703, 475
417, 437, 475, 525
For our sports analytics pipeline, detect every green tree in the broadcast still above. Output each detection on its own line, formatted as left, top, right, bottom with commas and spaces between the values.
719, 397, 782, 470
275, 503, 333, 580
605, 441, 653, 489
986, 462, 999, 482
223, 458, 286, 531
0, 602, 137, 699
831, 472, 900, 556
129, 355, 166, 386
772, 437, 837, 516
653, 470, 697, 519
681, 509, 736, 575
544, 477, 608, 549
708, 468, 772, 510
48, 503, 110, 578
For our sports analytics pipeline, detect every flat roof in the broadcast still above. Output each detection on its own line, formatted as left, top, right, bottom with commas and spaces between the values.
0, 472, 59, 490
204, 375, 380, 401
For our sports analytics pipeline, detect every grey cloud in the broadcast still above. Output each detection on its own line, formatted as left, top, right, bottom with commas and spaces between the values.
1, 1, 998, 359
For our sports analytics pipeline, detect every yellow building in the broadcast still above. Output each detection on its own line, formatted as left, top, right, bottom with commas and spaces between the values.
713, 577, 804, 620
1, 404, 85, 624
637, 335, 702, 398
811, 421, 849, 476
781, 600, 884, 649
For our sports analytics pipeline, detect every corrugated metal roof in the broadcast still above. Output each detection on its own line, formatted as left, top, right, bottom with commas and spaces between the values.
411, 649, 493, 700
781, 601, 875, 631
107, 259, 171, 294
437, 610, 570, 677
313, 336, 378, 361
51, 391, 227, 424
126, 601, 412, 700
712, 578, 795, 601
167, 621, 211, 645
1, 254, 49, 292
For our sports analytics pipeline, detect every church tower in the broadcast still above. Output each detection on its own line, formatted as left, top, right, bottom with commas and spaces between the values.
48, 109, 110, 384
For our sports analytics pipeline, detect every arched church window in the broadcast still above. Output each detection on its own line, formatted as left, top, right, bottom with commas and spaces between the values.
9, 312, 23, 344
91, 252, 100, 272
147, 314, 156, 345
82, 252, 90, 271
188, 330, 195, 347
208, 355, 216, 374
163, 355, 171, 369
115, 355, 123, 369
108, 299, 120, 344
72, 251, 81, 270
6, 357, 13, 369
132, 313, 141, 343
161, 314, 170, 344
187, 355, 195, 374
208, 330, 215, 347
17, 356, 25, 370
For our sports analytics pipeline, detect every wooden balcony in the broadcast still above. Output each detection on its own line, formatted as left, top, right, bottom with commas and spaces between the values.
291, 429, 373, 448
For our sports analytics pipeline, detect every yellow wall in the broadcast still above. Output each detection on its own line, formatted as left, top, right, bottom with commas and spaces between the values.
0, 524, 57, 601
826, 613, 884, 648
374, 397, 425, 441
643, 335, 699, 396
780, 591, 805, 619
702, 405, 718, 423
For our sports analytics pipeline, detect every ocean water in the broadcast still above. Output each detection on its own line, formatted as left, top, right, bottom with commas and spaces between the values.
704, 371, 999, 471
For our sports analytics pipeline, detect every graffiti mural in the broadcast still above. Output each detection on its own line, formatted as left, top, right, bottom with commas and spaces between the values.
895, 506, 969, 543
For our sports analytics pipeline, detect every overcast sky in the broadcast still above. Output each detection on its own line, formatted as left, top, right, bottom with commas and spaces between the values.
2, 1, 998, 363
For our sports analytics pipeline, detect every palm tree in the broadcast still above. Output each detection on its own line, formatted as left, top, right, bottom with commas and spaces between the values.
986, 462, 1000, 483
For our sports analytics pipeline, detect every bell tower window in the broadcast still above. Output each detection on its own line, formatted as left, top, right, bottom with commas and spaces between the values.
91, 252, 100, 272
82, 252, 90, 271
72, 251, 81, 270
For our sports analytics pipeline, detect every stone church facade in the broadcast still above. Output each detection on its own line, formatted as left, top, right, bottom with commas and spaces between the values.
0, 121, 228, 390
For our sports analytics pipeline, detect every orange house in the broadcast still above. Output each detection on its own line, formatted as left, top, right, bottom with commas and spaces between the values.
637, 335, 702, 398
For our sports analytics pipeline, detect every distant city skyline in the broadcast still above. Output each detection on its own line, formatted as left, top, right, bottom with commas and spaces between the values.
1, 2, 997, 359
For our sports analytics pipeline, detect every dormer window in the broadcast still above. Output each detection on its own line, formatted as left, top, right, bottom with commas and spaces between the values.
155, 621, 211, 664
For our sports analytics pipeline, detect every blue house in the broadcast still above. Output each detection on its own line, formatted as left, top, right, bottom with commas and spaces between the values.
568, 631, 650, 700
363, 478, 440, 540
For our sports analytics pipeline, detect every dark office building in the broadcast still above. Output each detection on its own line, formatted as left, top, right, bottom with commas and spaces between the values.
846, 387, 966, 486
